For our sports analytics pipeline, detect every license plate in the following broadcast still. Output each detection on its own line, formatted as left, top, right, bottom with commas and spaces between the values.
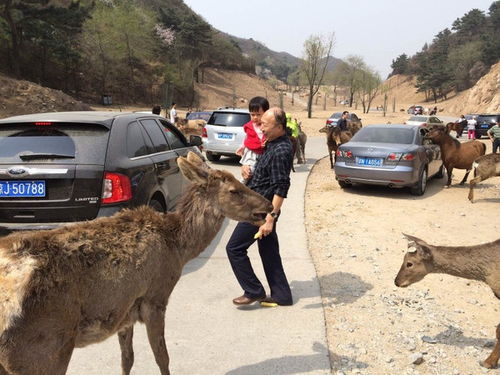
356, 157, 383, 167
217, 132, 234, 140
0, 180, 46, 197
481, 124, 489, 128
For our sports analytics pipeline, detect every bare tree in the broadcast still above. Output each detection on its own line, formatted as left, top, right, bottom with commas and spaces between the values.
357, 67, 381, 113
335, 56, 366, 108
301, 33, 335, 118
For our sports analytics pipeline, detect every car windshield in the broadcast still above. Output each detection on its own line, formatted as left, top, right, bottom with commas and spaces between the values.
0, 123, 109, 163
409, 116, 427, 122
351, 127, 415, 144
208, 112, 249, 127
187, 112, 211, 121
477, 115, 498, 123
329, 113, 342, 119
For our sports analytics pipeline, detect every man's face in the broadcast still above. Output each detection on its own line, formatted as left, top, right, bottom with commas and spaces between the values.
250, 108, 265, 125
261, 111, 283, 141
342, 112, 349, 119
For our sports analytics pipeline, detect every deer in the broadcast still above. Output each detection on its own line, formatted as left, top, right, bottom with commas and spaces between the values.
468, 153, 500, 202
425, 126, 486, 188
395, 234, 500, 369
0, 152, 273, 375
319, 125, 353, 169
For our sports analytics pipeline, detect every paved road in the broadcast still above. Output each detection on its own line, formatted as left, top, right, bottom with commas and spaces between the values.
68, 137, 330, 375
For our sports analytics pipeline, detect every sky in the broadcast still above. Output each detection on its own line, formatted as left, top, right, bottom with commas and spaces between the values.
183, 0, 495, 78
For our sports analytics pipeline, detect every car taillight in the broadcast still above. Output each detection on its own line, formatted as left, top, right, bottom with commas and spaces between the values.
202, 127, 207, 137
102, 172, 132, 204
402, 153, 415, 161
387, 153, 401, 161
422, 123, 427, 127
337, 150, 353, 158
34, 122, 52, 126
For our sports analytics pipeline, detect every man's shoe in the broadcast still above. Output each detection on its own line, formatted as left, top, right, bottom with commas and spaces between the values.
232, 294, 265, 305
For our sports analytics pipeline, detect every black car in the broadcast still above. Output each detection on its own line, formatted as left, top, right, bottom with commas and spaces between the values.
474, 114, 499, 138
325, 112, 363, 128
0, 111, 202, 232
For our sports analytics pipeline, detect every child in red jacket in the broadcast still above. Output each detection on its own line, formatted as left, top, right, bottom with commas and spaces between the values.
236, 119, 265, 183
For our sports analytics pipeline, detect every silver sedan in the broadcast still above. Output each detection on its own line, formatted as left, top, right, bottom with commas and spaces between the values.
334, 124, 443, 195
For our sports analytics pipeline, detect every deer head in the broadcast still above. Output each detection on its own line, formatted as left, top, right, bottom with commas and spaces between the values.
394, 233, 434, 287
424, 127, 446, 143
178, 152, 273, 225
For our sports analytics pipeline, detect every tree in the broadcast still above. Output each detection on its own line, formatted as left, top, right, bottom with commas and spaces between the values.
335, 56, 366, 107
300, 33, 334, 118
356, 67, 381, 113
390, 54, 409, 76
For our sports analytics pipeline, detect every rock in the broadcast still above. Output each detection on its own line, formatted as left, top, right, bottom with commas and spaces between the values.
421, 336, 437, 344
409, 352, 424, 365
483, 340, 496, 348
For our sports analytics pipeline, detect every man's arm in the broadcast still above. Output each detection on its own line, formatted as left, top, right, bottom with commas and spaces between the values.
258, 194, 284, 237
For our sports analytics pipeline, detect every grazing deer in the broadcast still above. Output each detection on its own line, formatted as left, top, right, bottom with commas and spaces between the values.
468, 153, 500, 202
395, 234, 500, 369
0, 152, 272, 375
425, 127, 486, 188
319, 126, 353, 169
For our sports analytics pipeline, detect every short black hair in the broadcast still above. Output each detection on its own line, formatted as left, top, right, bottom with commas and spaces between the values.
249, 96, 269, 112
342, 111, 349, 116
152, 105, 161, 115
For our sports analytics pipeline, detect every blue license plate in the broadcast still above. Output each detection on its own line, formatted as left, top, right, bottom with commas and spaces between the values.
481, 124, 489, 128
0, 180, 46, 197
356, 157, 383, 167
217, 132, 233, 140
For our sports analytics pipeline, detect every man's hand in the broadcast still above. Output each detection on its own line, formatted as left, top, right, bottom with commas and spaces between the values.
258, 216, 274, 237
241, 165, 252, 180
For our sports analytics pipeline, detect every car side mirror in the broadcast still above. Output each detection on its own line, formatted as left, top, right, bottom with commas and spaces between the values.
189, 135, 203, 147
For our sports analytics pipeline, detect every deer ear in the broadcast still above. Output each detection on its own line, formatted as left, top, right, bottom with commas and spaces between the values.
178, 156, 209, 184
416, 244, 432, 260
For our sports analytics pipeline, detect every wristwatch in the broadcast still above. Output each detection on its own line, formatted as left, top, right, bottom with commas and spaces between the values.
269, 212, 278, 219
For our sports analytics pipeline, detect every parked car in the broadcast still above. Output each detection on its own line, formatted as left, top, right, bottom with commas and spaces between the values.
474, 114, 500, 138
0, 111, 202, 233
407, 105, 424, 114
405, 115, 444, 128
334, 124, 443, 196
325, 112, 363, 128
202, 108, 250, 161
186, 111, 212, 122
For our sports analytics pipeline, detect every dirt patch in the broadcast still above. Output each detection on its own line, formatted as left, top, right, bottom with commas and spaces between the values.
305, 149, 499, 374
0, 73, 91, 118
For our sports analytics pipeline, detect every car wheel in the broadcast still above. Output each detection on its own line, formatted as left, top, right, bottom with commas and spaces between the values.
411, 167, 427, 196
338, 180, 352, 189
434, 164, 444, 179
206, 151, 221, 162
149, 199, 165, 213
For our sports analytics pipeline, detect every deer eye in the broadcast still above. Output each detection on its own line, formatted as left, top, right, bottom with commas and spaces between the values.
406, 262, 413, 268
229, 189, 241, 195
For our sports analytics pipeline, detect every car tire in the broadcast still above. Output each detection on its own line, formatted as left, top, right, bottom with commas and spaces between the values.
411, 167, 427, 196
338, 180, 352, 189
434, 164, 444, 179
206, 151, 221, 162
149, 199, 165, 213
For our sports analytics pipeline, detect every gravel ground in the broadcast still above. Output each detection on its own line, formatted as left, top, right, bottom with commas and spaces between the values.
304, 150, 499, 375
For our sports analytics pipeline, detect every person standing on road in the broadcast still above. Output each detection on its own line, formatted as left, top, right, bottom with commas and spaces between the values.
456, 115, 467, 138
467, 116, 477, 139
169, 102, 178, 125
226, 107, 293, 307
337, 111, 349, 132
487, 121, 500, 153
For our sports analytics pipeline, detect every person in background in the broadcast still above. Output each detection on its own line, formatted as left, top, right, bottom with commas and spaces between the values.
467, 116, 477, 139
185, 106, 193, 119
152, 105, 161, 115
337, 111, 349, 132
286, 113, 299, 138
487, 120, 500, 153
456, 114, 468, 138
169, 102, 178, 125
226, 107, 293, 307
235, 96, 268, 183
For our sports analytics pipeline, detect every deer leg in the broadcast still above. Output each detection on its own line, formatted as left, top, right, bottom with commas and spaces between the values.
482, 323, 500, 369
141, 302, 170, 375
118, 326, 135, 375
468, 175, 483, 202
329, 150, 334, 169
445, 166, 453, 187
459, 169, 471, 185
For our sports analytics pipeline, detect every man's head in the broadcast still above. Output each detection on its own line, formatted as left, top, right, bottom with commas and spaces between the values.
171, 102, 176, 108
342, 111, 349, 119
248, 96, 269, 125
261, 107, 286, 141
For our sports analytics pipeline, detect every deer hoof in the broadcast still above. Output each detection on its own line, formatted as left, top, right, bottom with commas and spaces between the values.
480, 360, 496, 369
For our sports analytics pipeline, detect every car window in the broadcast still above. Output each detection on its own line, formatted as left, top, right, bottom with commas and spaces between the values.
159, 120, 187, 150
330, 113, 341, 119
409, 116, 427, 122
0, 123, 109, 164
140, 119, 169, 152
207, 112, 250, 127
352, 127, 415, 144
477, 115, 498, 123
127, 121, 153, 158
429, 117, 441, 123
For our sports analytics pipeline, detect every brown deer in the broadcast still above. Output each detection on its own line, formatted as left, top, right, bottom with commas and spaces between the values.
425, 127, 486, 187
0, 152, 272, 375
395, 234, 500, 369
319, 125, 353, 169
469, 153, 500, 202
